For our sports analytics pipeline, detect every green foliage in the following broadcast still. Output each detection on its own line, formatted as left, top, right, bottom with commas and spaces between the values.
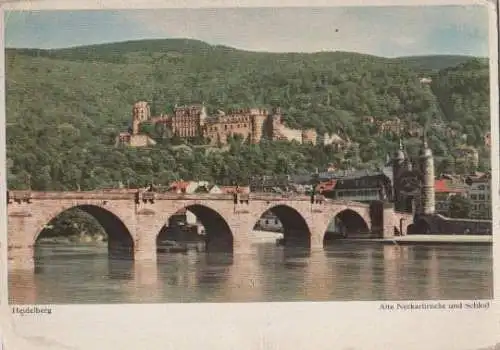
6, 39, 491, 195
448, 195, 473, 219
38, 208, 107, 239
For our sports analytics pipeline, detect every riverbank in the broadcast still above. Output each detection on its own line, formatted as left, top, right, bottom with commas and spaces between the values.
251, 230, 283, 243
37, 234, 106, 245
338, 234, 492, 246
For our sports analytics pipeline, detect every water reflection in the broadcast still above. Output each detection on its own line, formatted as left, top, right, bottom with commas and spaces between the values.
108, 258, 134, 281
8, 242, 493, 304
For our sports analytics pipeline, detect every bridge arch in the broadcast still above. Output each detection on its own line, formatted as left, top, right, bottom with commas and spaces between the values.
35, 204, 135, 258
157, 203, 233, 252
254, 204, 311, 247
323, 207, 371, 244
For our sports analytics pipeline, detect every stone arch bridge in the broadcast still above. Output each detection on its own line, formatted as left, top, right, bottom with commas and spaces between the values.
7, 190, 413, 270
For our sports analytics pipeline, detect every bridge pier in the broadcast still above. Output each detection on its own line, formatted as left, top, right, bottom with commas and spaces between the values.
8, 246, 35, 271
133, 236, 157, 262
368, 201, 394, 238
310, 232, 325, 250
8, 211, 37, 271
224, 250, 263, 302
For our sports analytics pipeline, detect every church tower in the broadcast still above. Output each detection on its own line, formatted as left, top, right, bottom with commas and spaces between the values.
419, 133, 435, 215
392, 138, 406, 210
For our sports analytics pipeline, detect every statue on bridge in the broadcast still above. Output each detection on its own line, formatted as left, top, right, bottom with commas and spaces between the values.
379, 184, 387, 201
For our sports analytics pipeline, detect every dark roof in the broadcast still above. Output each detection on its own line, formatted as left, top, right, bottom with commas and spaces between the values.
319, 169, 387, 180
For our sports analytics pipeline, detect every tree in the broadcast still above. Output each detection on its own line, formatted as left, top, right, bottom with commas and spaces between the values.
448, 194, 473, 219
5, 42, 490, 195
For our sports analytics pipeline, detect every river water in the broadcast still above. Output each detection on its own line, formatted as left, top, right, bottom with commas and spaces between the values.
9, 238, 492, 304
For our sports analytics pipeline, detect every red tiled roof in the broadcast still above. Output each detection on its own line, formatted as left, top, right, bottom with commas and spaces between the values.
168, 181, 190, 191
434, 179, 467, 193
316, 180, 337, 192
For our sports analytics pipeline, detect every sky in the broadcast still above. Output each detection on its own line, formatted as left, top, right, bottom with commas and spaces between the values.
4, 6, 490, 58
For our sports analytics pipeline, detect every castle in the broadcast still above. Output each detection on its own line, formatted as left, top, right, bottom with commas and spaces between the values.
116, 101, 349, 148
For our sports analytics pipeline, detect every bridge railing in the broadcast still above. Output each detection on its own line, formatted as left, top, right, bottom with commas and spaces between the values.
7, 190, 370, 206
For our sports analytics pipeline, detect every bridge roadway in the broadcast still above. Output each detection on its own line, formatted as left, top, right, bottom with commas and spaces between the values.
7, 190, 412, 270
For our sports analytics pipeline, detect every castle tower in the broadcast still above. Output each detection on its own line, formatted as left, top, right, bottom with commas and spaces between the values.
199, 102, 208, 126
419, 134, 435, 215
250, 109, 266, 144
269, 107, 284, 140
132, 101, 151, 134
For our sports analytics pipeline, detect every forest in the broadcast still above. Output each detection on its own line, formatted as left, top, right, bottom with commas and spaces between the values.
5, 39, 491, 192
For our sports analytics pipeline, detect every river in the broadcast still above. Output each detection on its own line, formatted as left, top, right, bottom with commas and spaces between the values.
9, 236, 492, 304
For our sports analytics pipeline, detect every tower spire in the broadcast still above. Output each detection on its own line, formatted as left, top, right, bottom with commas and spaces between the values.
422, 120, 430, 149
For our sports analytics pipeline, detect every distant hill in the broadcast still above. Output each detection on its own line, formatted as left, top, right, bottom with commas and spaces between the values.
394, 55, 488, 72
6, 38, 485, 71
5, 38, 491, 190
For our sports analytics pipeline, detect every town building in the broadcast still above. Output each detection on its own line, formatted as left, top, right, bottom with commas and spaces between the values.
315, 170, 393, 203
465, 172, 492, 219
315, 135, 442, 217
434, 177, 469, 215
256, 211, 283, 232
249, 175, 292, 193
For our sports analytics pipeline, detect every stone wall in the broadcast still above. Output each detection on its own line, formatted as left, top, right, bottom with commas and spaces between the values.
410, 214, 492, 234
129, 134, 156, 147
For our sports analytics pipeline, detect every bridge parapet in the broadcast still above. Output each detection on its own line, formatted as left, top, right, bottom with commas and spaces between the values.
7, 191, 32, 203
325, 199, 370, 209
8, 191, 137, 201
7, 190, 372, 209
250, 194, 310, 202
